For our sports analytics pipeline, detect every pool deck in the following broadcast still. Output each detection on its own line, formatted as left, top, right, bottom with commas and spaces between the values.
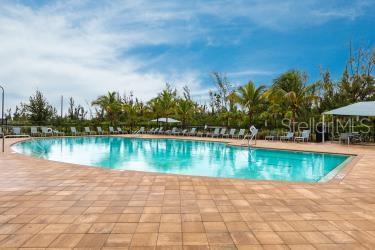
0, 135, 375, 249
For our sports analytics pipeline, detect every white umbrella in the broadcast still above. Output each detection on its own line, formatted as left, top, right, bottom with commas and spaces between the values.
150, 117, 181, 123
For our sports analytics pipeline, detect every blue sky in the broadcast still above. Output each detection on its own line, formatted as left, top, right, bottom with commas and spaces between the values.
0, 0, 374, 114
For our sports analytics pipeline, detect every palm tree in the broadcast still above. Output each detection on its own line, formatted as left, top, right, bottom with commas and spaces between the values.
270, 70, 319, 131
92, 91, 122, 125
235, 81, 266, 125
260, 98, 283, 129
176, 98, 194, 127
151, 84, 177, 122
148, 98, 162, 122
222, 91, 239, 127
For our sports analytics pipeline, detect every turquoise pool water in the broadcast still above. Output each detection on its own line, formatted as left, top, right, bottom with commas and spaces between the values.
12, 137, 349, 182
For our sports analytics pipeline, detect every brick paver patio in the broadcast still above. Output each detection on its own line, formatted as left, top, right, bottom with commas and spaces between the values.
0, 135, 374, 249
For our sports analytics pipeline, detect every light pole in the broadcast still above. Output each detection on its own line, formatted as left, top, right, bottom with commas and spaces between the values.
0, 85, 4, 153
0, 85, 3, 126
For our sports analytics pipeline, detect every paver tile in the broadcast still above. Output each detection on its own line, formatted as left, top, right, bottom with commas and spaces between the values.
1, 137, 375, 249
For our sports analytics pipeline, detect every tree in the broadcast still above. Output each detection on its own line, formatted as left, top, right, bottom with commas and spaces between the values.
148, 98, 162, 121
210, 72, 233, 112
68, 97, 76, 119
235, 81, 266, 125
151, 84, 177, 121
122, 102, 137, 131
67, 97, 86, 120
336, 46, 375, 104
176, 98, 194, 127
269, 70, 319, 131
22, 90, 55, 125
92, 91, 122, 124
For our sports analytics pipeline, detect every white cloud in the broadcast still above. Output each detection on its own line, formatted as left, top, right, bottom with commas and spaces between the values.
228, 69, 277, 77
0, 0, 205, 113
0, 0, 371, 114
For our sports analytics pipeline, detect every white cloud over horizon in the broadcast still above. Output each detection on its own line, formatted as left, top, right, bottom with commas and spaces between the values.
0, 0, 372, 115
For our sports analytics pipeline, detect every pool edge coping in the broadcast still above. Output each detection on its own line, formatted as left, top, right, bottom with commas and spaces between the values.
9, 135, 358, 184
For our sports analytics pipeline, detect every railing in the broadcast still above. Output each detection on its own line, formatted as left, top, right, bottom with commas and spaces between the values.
242, 126, 258, 147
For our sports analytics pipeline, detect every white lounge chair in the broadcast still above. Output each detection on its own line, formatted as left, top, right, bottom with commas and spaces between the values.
280, 132, 294, 142
53, 129, 64, 136
294, 130, 310, 142
157, 127, 164, 134
97, 127, 104, 135
135, 127, 145, 134
151, 128, 159, 134
117, 127, 125, 134
147, 128, 155, 134
233, 129, 245, 139
265, 131, 277, 141
351, 132, 362, 144
166, 127, 178, 135
71, 127, 81, 136
211, 128, 221, 137
84, 127, 95, 135
187, 128, 197, 136
180, 129, 188, 136
219, 128, 227, 137
339, 133, 351, 144
109, 126, 118, 134
30, 127, 41, 137
41, 127, 53, 137
171, 128, 181, 135
224, 128, 236, 138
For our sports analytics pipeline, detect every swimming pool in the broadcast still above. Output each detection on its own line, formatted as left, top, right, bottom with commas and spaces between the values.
12, 137, 349, 182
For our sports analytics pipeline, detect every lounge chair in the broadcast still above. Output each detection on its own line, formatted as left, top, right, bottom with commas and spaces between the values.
265, 131, 277, 141
339, 133, 351, 144
135, 127, 145, 134
211, 128, 221, 137
30, 127, 41, 137
219, 128, 227, 137
53, 129, 64, 136
351, 132, 362, 144
70, 127, 81, 136
172, 128, 181, 135
157, 127, 164, 134
187, 128, 197, 136
151, 128, 159, 134
109, 126, 118, 134
224, 128, 236, 138
84, 127, 95, 135
147, 128, 154, 134
233, 129, 245, 139
180, 129, 188, 136
117, 127, 125, 134
97, 127, 104, 135
41, 127, 53, 137
280, 132, 294, 142
294, 130, 310, 142
166, 127, 178, 135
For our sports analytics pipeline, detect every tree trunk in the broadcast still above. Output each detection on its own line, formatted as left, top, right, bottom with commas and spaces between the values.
248, 111, 253, 126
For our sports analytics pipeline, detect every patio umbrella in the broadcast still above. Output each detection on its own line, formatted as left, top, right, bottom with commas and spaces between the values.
150, 117, 181, 123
